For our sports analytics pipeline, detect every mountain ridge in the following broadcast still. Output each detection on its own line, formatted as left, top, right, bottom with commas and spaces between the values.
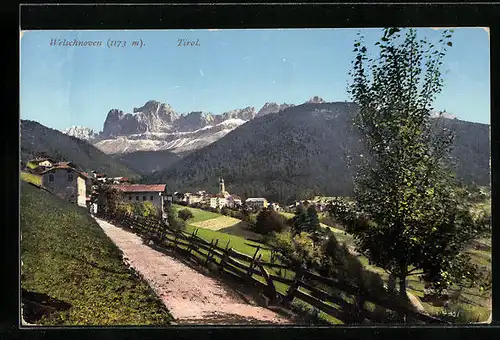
144, 102, 489, 204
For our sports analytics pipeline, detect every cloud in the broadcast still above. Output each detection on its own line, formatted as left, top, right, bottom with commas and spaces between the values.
243, 56, 251, 60
199, 69, 204, 77
208, 29, 222, 32
282, 58, 287, 62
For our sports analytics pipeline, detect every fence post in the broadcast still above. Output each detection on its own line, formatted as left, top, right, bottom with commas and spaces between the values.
257, 260, 277, 304
219, 240, 231, 272
247, 246, 261, 278
187, 229, 196, 255
205, 239, 214, 266
284, 265, 303, 306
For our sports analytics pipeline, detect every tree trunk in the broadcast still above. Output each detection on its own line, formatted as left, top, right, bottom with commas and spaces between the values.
399, 274, 407, 300
399, 272, 408, 323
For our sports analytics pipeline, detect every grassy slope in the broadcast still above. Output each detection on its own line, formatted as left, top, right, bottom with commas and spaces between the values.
172, 204, 221, 223
20, 180, 172, 325
21, 171, 41, 186
174, 205, 490, 321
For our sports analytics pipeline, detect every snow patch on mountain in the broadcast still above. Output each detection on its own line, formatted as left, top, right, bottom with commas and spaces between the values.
62, 126, 100, 142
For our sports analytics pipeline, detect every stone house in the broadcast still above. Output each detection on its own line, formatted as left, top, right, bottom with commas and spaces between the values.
41, 164, 90, 207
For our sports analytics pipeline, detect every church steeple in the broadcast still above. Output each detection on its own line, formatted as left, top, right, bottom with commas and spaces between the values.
219, 177, 225, 194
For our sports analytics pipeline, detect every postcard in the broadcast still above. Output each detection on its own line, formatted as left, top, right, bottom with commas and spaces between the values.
20, 28, 491, 326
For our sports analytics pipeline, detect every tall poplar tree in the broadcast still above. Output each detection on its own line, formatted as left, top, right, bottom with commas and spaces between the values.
347, 28, 490, 299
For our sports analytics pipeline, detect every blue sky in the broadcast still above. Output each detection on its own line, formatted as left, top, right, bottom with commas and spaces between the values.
20, 28, 490, 132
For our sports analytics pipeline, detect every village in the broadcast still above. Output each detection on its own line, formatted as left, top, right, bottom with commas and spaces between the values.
24, 156, 329, 220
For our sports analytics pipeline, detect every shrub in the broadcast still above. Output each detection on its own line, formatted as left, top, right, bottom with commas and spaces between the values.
164, 205, 186, 232
433, 303, 488, 323
254, 208, 288, 235
268, 231, 322, 269
177, 208, 194, 221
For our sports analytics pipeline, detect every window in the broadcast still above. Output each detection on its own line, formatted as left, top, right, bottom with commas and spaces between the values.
150, 196, 153, 200
68, 173, 73, 181
136, 196, 139, 201
48, 174, 54, 182
143, 196, 146, 201
129, 196, 132, 201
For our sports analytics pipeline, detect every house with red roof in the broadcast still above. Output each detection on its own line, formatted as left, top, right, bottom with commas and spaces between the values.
111, 184, 168, 217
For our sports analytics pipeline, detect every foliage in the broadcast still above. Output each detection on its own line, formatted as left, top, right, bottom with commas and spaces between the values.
136, 201, 159, 218
328, 197, 356, 226
21, 171, 42, 186
93, 184, 122, 216
253, 208, 288, 235
177, 208, 195, 221
290, 205, 321, 235
20, 181, 172, 325
347, 27, 490, 298
268, 231, 322, 269
164, 204, 186, 232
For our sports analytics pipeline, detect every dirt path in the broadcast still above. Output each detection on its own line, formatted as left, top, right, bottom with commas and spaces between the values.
94, 217, 292, 325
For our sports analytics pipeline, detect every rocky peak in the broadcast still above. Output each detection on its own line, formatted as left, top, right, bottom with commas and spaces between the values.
257, 102, 295, 116
430, 110, 457, 120
174, 111, 216, 131
306, 96, 326, 104
221, 107, 256, 121
133, 100, 177, 123
62, 126, 100, 142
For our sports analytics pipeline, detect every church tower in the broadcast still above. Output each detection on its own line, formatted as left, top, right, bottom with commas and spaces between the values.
219, 177, 225, 194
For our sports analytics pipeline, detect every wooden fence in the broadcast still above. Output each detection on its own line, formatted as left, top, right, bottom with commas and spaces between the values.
102, 212, 447, 325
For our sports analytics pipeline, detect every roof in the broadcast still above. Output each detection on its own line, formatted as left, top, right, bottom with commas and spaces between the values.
41, 166, 88, 179
112, 184, 166, 193
31, 157, 56, 163
245, 198, 267, 202
206, 194, 225, 198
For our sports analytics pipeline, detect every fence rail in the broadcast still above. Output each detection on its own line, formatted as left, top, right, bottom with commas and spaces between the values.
101, 212, 447, 325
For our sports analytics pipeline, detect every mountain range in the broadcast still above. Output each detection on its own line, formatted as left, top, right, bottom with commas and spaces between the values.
53, 98, 489, 203
64, 100, 295, 154
144, 102, 490, 204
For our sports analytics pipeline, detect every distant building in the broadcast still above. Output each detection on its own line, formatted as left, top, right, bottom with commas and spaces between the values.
29, 157, 56, 169
270, 202, 282, 211
41, 164, 89, 207
112, 184, 168, 216
226, 194, 242, 209
109, 177, 131, 184
208, 194, 227, 209
187, 193, 204, 205
219, 178, 230, 198
245, 197, 269, 210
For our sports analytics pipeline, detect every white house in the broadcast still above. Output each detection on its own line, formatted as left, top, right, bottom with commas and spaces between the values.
208, 194, 227, 209
30, 157, 56, 169
112, 184, 168, 216
245, 197, 269, 210
270, 202, 282, 211
187, 193, 203, 205
41, 164, 90, 207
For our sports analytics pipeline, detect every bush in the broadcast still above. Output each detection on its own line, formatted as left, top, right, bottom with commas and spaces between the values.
178, 208, 194, 221
164, 205, 186, 232
254, 208, 288, 235
268, 231, 322, 269
433, 303, 489, 323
